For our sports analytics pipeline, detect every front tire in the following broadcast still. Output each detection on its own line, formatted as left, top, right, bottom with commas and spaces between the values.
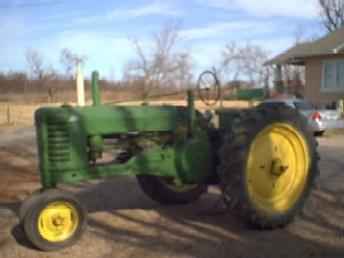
22, 189, 87, 251
19, 189, 42, 222
137, 175, 206, 205
218, 105, 319, 229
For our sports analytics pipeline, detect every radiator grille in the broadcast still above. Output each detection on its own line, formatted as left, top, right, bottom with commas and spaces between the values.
47, 122, 71, 163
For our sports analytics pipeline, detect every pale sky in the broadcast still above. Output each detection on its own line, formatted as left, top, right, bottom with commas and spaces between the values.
0, 0, 324, 79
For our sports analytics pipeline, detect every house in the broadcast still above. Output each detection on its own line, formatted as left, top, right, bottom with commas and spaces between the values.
266, 27, 344, 106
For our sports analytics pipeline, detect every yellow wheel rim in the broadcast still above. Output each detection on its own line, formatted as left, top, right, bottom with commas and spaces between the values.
38, 201, 79, 242
246, 123, 310, 214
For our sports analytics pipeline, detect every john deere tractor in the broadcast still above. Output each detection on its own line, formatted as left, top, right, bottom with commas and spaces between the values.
20, 70, 319, 251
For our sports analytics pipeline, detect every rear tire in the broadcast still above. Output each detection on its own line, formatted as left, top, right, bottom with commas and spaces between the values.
218, 105, 319, 229
137, 175, 206, 205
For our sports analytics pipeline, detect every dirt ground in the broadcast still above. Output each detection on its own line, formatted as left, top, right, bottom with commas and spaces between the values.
0, 128, 344, 258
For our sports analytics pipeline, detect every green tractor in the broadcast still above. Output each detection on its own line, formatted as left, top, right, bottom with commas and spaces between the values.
20, 71, 319, 251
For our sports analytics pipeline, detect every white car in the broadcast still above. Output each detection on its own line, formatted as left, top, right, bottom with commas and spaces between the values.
260, 98, 344, 136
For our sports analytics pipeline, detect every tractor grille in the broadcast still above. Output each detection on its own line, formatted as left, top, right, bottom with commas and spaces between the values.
47, 122, 71, 163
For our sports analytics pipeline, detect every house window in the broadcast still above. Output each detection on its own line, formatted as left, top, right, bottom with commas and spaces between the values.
322, 60, 344, 92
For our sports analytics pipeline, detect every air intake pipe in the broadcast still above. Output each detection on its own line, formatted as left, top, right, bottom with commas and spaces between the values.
91, 71, 101, 106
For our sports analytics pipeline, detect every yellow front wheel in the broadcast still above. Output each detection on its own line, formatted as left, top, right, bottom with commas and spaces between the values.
22, 190, 87, 251
219, 105, 319, 228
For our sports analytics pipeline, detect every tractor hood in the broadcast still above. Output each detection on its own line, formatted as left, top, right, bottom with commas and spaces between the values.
35, 105, 189, 135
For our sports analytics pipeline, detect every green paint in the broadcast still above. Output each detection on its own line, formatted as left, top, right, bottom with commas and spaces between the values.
77, 105, 188, 135
236, 88, 265, 101
34, 70, 215, 189
187, 90, 196, 136
50, 135, 209, 185
91, 71, 101, 106
35, 104, 210, 188
35, 107, 88, 188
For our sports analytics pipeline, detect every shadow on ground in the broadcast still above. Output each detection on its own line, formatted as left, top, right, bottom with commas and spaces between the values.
0, 176, 344, 258
0, 131, 344, 257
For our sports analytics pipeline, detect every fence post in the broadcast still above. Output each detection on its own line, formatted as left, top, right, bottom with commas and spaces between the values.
6, 104, 11, 125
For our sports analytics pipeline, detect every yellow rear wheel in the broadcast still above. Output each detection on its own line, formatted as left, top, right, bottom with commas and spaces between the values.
219, 105, 319, 228
246, 123, 309, 214
22, 190, 86, 251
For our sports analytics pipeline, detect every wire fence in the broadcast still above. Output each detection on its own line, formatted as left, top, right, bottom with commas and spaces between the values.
0, 103, 60, 126
0, 100, 256, 127
0, 103, 38, 126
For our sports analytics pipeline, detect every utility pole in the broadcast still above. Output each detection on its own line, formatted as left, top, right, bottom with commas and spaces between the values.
76, 59, 85, 106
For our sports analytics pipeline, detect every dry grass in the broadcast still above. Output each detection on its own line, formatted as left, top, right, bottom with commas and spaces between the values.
0, 103, 59, 127
323, 128, 344, 137
0, 100, 256, 127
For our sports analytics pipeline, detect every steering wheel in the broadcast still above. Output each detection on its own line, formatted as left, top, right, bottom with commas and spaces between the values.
196, 70, 221, 106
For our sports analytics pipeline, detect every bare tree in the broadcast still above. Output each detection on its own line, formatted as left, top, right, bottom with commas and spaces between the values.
242, 44, 270, 86
220, 42, 270, 87
273, 26, 308, 96
174, 53, 194, 88
318, 0, 344, 32
25, 49, 61, 101
60, 48, 87, 79
25, 48, 44, 79
220, 42, 242, 82
41, 65, 59, 102
125, 23, 193, 100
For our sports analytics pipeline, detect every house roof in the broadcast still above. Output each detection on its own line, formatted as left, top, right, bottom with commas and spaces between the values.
265, 26, 344, 65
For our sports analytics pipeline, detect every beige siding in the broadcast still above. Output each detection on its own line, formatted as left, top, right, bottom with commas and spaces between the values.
305, 54, 344, 106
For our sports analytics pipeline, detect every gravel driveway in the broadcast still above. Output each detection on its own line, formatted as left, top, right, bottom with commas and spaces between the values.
0, 128, 344, 258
